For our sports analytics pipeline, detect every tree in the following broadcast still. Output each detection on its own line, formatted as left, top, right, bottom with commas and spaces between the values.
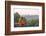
14, 12, 20, 23
18, 17, 27, 26
30, 19, 39, 26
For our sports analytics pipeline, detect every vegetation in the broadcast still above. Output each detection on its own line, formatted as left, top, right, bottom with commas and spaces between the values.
14, 12, 39, 27
14, 12, 20, 23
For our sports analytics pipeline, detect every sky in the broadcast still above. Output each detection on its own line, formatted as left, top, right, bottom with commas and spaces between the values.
11, 5, 42, 16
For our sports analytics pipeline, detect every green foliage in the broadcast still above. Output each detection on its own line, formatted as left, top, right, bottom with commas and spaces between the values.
31, 19, 37, 25
27, 19, 39, 26
14, 12, 27, 23
14, 12, 20, 23
14, 12, 39, 27
31, 19, 39, 26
